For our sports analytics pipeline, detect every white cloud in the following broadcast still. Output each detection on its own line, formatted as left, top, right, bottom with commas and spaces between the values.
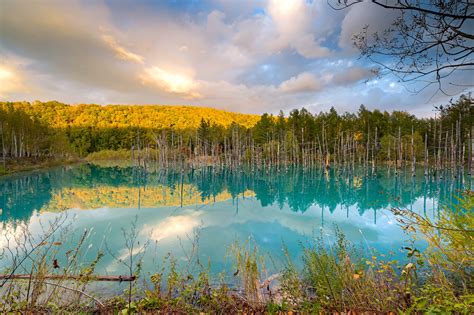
293, 34, 331, 59
338, 1, 399, 51
268, 0, 309, 39
266, 0, 331, 58
206, 10, 231, 38
332, 67, 374, 86
279, 72, 322, 93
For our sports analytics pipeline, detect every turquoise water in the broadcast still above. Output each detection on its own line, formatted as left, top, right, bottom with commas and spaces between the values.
0, 163, 471, 282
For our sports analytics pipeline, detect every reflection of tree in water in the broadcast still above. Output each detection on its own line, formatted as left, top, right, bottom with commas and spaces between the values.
0, 164, 470, 222
0, 172, 55, 222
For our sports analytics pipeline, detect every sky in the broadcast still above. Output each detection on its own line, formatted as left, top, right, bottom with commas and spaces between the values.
0, 0, 471, 116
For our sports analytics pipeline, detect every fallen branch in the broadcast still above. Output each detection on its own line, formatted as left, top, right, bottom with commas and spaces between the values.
0, 274, 136, 282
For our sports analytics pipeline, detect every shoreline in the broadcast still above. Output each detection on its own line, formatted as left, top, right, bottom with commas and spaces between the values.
2, 155, 473, 178
0, 157, 85, 178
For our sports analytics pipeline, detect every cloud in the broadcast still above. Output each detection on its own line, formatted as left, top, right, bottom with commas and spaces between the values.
278, 66, 371, 95
206, 10, 231, 38
293, 34, 331, 59
332, 67, 374, 86
0, 62, 29, 99
140, 66, 201, 99
279, 72, 322, 93
0, 0, 464, 116
338, 1, 399, 52
266, 0, 331, 58
268, 0, 309, 40
0, 0, 145, 92
102, 34, 144, 64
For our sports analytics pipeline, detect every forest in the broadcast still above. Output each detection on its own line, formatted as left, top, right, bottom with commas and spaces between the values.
0, 95, 472, 173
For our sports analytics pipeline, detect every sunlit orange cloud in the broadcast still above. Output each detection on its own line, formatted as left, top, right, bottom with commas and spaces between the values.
0, 64, 28, 98
102, 34, 144, 64
140, 66, 202, 99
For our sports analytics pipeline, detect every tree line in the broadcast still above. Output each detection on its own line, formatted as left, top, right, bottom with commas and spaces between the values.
0, 96, 472, 174
0, 103, 71, 164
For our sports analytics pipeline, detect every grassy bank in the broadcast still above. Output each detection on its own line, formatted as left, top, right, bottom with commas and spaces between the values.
86, 149, 133, 161
0, 191, 472, 314
0, 157, 82, 177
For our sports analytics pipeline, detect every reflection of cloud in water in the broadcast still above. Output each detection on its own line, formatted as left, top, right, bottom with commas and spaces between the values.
0, 211, 71, 249
118, 245, 147, 261
141, 210, 202, 242
0, 196, 419, 276
1, 163, 463, 276
0, 221, 28, 248
131, 196, 404, 247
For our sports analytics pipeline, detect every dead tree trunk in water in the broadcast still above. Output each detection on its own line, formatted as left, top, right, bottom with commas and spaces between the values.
397, 127, 402, 172
411, 126, 415, 177
469, 126, 473, 175
372, 126, 377, 175
424, 133, 428, 177
366, 125, 370, 176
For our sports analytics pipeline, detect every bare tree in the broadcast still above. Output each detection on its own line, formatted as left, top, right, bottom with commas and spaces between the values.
329, 0, 474, 96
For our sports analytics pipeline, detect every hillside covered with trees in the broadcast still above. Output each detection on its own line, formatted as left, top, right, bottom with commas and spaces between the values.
0, 97, 472, 174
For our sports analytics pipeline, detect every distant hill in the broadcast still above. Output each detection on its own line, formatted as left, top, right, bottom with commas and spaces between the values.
2, 101, 260, 130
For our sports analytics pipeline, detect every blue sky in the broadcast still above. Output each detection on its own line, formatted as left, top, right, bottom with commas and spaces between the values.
0, 0, 471, 116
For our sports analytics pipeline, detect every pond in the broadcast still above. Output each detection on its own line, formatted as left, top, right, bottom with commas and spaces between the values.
0, 163, 471, 285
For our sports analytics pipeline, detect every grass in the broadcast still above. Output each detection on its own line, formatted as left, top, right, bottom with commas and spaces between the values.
86, 149, 132, 161
1, 191, 473, 313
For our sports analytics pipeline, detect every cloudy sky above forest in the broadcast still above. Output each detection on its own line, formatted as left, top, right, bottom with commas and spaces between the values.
0, 0, 470, 116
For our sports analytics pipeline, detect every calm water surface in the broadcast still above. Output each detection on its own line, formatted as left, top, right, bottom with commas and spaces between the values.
0, 163, 471, 281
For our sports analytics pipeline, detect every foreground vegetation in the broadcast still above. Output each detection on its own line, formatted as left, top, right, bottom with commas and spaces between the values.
1, 190, 472, 314
1, 95, 472, 174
